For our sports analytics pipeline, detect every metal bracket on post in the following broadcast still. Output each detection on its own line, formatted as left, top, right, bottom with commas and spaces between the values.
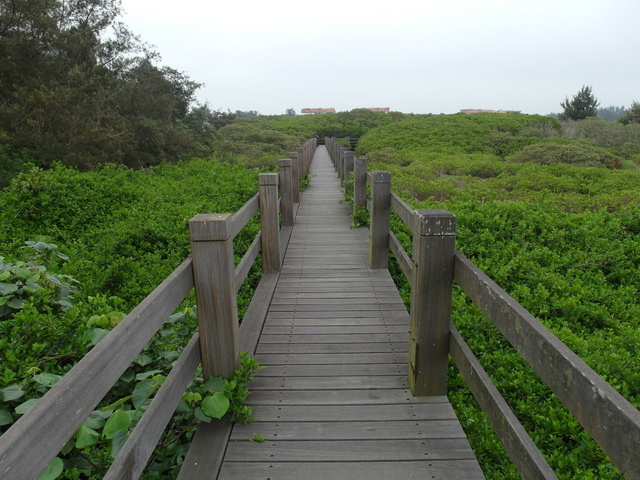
408, 209, 456, 396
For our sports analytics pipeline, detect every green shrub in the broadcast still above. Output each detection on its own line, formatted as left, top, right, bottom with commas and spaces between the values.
507, 138, 620, 168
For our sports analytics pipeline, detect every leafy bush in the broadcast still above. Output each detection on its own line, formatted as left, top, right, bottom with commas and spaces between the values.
507, 138, 620, 168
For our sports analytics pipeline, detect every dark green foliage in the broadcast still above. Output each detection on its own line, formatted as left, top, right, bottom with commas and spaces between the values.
597, 105, 626, 122
559, 85, 599, 121
619, 101, 640, 125
507, 138, 620, 168
364, 113, 640, 479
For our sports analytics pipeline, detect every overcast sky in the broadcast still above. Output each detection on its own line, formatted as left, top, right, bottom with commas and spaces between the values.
119, 0, 640, 116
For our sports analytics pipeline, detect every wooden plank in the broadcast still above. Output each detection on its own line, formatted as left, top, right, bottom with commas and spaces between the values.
261, 325, 409, 335
230, 193, 259, 239
224, 439, 475, 462
234, 233, 261, 292
256, 342, 407, 354
258, 333, 408, 344
255, 352, 408, 365
105, 333, 202, 480
248, 403, 457, 421
230, 420, 465, 440
0, 259, 194, 480
249, 375, 407, 390
389, 229, 413, 281
255, 363, 406, 377
454, 251, 640, 479
449, 325, 558, 480
238, 272, 279, 354
390, 191, 414, 227
245, 389, 446, 406
219, 460, 484, 480
264, 316, 408, 326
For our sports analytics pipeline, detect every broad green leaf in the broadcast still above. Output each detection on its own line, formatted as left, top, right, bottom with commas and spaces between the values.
90, 327, 110, 346
110, 429, 128, 459
182, 391, 202, 404
0, 270, 11, 281
203, 377, 225, 393
83, 410, 109, 430
0, 384, 25, 402
132, 378, 153, 409
135, 369, 162, 381
15, 398, 38, 415
75, 425, 100, 449
0, 297, 7, 306
7, 298, 23, 309
103, 410, 130, 439
0, 408, 13, 426
33, 373, 62, 387
15, 267, 32, 280
201, 392, 230, 419
0, 282, 19, 295
100, 395, 131, 412
194, 406, 212, 424
134, 354, 153, 366
37, 457, 63, 480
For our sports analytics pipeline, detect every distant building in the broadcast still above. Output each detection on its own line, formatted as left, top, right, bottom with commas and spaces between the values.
301, 108, 336, 114
460, 109, 511, 114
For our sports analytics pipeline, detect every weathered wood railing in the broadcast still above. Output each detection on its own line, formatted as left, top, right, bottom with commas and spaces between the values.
325, 137, 640, 480
0, 139, 316, 480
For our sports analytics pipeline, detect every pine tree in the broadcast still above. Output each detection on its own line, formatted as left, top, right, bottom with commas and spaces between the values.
559, 85, 600, 121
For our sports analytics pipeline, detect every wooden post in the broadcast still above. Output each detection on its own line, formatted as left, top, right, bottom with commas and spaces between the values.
354, 158, 367, 210
297, 146, 306, 178
369, 171, 391, 269
343, 151, 354, 185
259, 173, 281, 272
189, 214, 239, 379
338, 146, 345, 180
408, 209, 456, 396
279, 159, 293, 226
289, 152, 300, 203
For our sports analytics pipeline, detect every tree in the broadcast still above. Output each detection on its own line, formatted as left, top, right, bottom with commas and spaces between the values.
0, 0, 205, 171
559, 85, 599, 121
285, 108, 296, 116
619, 101, 640, 125
597, 105, 626, 122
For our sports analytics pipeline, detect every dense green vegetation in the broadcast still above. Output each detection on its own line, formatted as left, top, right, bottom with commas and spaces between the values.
355, 112, 640, 479
0, 159, 268, 478
2, 105, 640, 479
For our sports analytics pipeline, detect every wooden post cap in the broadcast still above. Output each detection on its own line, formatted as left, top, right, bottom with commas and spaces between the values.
259, 173, 279, 186
188, 214, 233, 241
413, 209, 456, 236
371, 171, 391, 184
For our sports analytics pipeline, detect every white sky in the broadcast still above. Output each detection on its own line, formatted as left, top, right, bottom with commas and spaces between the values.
119, 0, 640, 116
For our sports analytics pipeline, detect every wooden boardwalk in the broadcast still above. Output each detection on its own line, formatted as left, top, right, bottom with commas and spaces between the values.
218, 146, 484, 479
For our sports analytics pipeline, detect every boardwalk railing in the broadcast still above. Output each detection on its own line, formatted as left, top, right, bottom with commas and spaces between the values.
325, 137, 640, 480
0, 140, 316, 480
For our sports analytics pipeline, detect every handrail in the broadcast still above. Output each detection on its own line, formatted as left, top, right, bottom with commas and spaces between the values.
0, 258, 194, 480
326, 137, 640, 480
0, 138, 317, 480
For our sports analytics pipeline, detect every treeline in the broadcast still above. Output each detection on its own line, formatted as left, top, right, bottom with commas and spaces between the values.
0, 0, 243, 185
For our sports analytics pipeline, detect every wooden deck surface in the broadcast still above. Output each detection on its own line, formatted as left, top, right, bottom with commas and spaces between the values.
218, 146, 484, 479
